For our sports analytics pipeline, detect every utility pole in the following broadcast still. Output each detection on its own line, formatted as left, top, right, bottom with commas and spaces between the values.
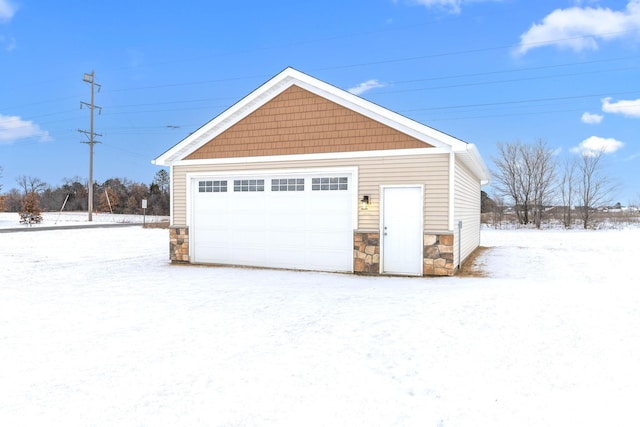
79, 71, 102, 221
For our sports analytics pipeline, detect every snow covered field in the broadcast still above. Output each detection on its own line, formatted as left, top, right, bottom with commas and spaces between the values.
1, 226, 639, 426
0, 212, 168, 229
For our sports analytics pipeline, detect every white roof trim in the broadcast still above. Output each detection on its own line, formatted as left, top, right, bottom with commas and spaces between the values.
454, 143, 491, 185
170, 147, 451, 167
153, 67, 490, 183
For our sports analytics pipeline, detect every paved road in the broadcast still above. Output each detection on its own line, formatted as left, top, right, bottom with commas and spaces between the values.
0, 223, 146, 233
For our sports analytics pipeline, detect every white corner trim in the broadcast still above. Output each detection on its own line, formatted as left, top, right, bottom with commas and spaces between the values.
448, 151, 455, 232
169, 165, 175, 226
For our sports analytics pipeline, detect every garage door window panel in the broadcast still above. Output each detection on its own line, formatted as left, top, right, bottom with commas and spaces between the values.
234, 179, 264, 192
271, 178, 304, 192
312, 177, 348, 191
199, 180, 227, 193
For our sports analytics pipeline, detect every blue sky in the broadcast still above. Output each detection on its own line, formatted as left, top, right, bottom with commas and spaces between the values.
1, 0, 639, 203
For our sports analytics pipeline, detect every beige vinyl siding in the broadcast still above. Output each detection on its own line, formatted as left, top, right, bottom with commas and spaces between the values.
170, 165, 183, 223
171, 152, 450, 231
358, 154, 449, 231
453, 157, 481, 267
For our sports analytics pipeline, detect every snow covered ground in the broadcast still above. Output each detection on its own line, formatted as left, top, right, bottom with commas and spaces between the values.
1, 226, 639, 426
0, 212, 168, 229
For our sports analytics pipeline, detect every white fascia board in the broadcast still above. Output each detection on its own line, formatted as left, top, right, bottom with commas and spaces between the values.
171, 147, 451, 167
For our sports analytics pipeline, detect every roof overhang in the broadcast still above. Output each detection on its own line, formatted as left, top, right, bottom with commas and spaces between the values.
454, 143, 491, 186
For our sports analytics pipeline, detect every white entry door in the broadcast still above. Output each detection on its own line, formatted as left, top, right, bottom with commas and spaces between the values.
381, 186, 423, 275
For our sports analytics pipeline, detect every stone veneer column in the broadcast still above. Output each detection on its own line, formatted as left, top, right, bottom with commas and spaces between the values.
353, 232, 380, 274
169, 226, 189, 263
423, 233, 455, 276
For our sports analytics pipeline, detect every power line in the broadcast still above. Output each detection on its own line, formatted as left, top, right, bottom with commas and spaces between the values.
400, 89, 640, 112
386, 56, 640, 85
104, 53, 639, 95
2, 33, 639, 140
1, 40, 638, 113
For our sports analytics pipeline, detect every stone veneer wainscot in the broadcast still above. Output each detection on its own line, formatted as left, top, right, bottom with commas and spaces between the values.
354, 231, 455, 276
170, 226, 189, 263
423, 233, 455, 276
353, 232, 380, 274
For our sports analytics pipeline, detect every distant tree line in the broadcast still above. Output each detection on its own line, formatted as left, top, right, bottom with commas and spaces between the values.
0, 169, 170, 216
487, 140, 621, 229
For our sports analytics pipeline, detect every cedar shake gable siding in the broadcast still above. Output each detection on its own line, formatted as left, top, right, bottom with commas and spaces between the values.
184, 85, 432, 160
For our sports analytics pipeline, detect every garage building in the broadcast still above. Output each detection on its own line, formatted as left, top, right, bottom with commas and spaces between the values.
153, 67, 490, 276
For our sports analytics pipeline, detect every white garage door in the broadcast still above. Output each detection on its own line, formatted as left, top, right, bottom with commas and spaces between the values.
191, 173, 354, 272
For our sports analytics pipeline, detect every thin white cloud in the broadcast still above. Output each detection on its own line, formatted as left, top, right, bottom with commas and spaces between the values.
0, 0, 17, 23
0, 34, 16, 51
515, 0, 640, 55
348, 79, 387, 96
571, 136, 624, 156
581, 112, 603, 124
0, 114, 52, 144
400, 0, 502, 14
625, 151, 640, 161
602, 97, 640, 118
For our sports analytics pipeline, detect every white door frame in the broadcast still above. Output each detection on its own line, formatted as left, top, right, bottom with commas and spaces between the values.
380, 185, 424, 276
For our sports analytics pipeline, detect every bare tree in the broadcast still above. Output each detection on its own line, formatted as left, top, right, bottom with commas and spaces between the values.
493, 142, 528, 224
61, 177, 88, 211
633, 194, 640, 214
559, 159, 578, 228
529, 141, 557, 228
492, 140, 556, 227
125, 183, 149, 214
576, 150, 616, 229
492, 195, 506, 229
632, 194, 640, 223
2, 189, 22, 211
16, 175, 47, 196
